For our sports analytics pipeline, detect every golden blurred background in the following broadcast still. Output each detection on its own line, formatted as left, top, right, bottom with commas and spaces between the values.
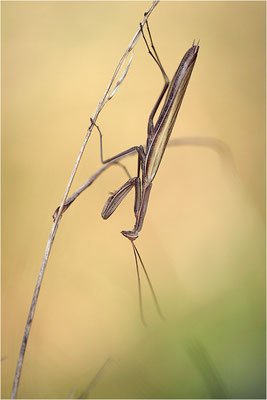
2, 1, 265, 398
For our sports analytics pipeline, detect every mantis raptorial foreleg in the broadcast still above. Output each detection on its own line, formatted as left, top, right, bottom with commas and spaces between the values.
101, 177, 141, 220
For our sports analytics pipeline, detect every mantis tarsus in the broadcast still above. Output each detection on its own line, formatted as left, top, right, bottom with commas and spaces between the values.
90, 23, 199, 324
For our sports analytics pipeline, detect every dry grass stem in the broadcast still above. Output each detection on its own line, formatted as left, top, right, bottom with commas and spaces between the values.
11, 2, 159, 398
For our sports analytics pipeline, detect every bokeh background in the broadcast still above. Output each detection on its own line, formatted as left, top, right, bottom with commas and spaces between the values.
2, 1, 265, 399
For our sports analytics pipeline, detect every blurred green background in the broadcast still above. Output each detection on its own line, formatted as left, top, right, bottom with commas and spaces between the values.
2, 1, 265, 399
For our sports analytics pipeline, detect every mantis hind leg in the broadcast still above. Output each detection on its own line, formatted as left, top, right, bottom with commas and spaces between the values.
139, 23, 170, 147
141, 20, 168, 81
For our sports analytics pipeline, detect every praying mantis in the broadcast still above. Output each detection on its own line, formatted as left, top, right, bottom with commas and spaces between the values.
91, 23, 199, 324
54, 22, 199, 324
12, 8, 236, 398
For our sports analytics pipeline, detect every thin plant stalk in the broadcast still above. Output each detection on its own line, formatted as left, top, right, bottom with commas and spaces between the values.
11, 2, 159, 398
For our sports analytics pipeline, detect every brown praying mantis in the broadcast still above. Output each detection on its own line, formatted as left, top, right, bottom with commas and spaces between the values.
95, 24, 198, 323
54, 22, 199, 324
